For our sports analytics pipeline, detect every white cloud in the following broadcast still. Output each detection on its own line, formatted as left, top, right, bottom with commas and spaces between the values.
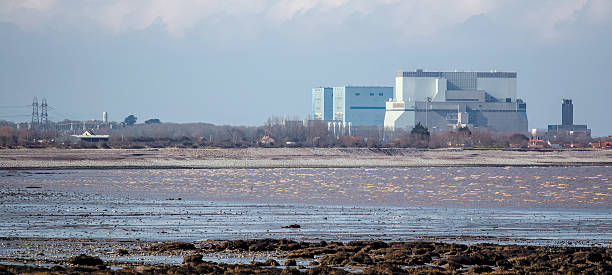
0, 0, 609, 41
583, 0, 612, 24
8, 0, 56, 10
382, 0, 497, 41
520, 0, 589, 40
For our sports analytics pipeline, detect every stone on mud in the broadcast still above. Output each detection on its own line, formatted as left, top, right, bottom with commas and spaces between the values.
183, 254, 204, 266
68, 254, 105, 267
147, 241, 197, 252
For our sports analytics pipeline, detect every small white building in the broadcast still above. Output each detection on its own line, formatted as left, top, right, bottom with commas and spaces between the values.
71, 130, 110, 142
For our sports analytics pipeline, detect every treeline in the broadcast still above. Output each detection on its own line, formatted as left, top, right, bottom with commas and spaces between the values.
0, 125, 60, 148
0, 119, 590, 149
389, 125, 532, 148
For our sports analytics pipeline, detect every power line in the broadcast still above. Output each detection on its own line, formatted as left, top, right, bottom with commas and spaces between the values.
0, 114, 30, 118
48, 105, 77, 120
0, 105, 30, 109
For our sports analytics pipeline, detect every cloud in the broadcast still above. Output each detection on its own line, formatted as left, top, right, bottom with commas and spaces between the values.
583, 0, 612, 24
519, 0, 589, 40
0, 0, 609, 42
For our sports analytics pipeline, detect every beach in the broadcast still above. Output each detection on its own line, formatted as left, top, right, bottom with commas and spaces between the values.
1, 147, 611, 169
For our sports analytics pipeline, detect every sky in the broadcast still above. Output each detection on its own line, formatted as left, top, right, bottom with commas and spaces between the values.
0, 0, 611, 136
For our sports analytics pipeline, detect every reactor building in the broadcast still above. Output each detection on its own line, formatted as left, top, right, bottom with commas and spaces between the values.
383, 69, 528, 133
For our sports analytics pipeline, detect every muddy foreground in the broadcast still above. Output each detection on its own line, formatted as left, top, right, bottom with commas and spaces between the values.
1, 238, 610, 274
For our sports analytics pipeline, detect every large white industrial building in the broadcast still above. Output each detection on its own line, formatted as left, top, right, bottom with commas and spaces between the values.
384, 70, 527, 133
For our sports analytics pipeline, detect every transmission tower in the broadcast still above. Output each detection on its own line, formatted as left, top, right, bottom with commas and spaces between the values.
31, 97, 39, 127
41, 98, 48, 130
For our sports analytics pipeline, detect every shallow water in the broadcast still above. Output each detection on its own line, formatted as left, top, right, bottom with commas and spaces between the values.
0, 167, 611, 246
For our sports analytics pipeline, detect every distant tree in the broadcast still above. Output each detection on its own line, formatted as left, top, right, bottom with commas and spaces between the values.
0, 120, 15, 127
471, 130, 494, 147
411, 123, 430, 136
0, 126, 15, 147
509, 133, 529, 148
145, 119, 161, 124
458, 126, 471, 136
366, 137, 381, 148
124, 115, 137, 126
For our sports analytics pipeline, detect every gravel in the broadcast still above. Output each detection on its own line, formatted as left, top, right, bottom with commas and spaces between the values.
0, 148, 611, 169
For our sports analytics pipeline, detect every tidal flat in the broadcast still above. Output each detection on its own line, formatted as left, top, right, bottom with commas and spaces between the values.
0, 154, 611, 273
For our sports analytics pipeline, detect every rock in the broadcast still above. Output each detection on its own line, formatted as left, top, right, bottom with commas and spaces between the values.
305, 265, 351, 275
281, 268, 301, 275
248, 239, 280, 251
447, 255, 469, 265
473, 265, 493, 273
445, 261, 463, 270
362, 264, 404, 275
319, 251, 350, 266
68, 254, 104, 267
264, 259, 281, 266
224, 240, 249, 251
587, 251, 603, 263
250, 259, 280, 267
381, 249, 412, 264
282, 224, 301, 229
147, 241, 196, 252
183, 254, 204, 266
285, 259, 297, 266
407, 254, 432, 266
348, 251, 374, 265
287, 246, 336, 259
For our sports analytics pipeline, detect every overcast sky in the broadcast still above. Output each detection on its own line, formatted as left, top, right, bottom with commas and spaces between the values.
1, 0, 611, 135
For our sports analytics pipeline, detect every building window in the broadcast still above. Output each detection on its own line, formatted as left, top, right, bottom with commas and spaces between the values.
370, 93, 374, 96
355, 93, 360, 96
379, 93, 383, 96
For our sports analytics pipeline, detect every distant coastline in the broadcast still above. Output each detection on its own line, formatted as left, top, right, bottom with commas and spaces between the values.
1, 148, 611, 170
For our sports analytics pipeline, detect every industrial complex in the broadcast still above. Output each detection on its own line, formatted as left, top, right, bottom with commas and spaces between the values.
313, 69, 528, 134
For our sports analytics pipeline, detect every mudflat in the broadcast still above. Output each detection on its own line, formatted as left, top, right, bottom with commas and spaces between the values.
1, 147, 612, 169
1, 148, 611, 273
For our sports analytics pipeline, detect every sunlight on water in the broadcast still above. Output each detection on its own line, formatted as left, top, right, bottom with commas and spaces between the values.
0, 166, 610, 246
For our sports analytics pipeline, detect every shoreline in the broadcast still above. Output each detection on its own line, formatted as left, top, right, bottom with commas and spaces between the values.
3, 162, 612, 170
1, 147, 611, 170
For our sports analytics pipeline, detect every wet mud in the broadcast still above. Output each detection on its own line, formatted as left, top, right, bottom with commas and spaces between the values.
1, 167, 610, 247
1, 166, 611, 273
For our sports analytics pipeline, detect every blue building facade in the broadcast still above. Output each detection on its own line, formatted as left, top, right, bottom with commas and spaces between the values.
311, 87, 334, 120
332, 86, 393, 126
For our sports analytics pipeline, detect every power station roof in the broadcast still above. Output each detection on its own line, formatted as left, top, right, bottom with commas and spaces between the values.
396, 70, 516, 78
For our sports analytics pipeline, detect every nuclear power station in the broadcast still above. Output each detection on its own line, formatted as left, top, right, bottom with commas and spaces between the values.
312, 69, 528, 134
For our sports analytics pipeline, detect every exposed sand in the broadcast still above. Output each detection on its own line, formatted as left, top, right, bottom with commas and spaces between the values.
0, 148, 611, 169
